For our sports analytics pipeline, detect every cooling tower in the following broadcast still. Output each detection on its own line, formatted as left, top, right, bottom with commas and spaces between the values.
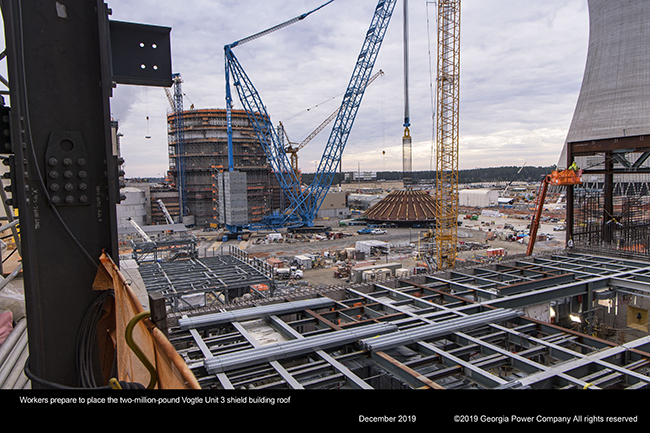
563, 0, 650, 258
559, 0, 650, 167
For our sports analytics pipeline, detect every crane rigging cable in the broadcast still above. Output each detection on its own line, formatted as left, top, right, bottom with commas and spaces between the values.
426, 1, 437, 172
402, 0, 412, 185
282, 92, 343, 124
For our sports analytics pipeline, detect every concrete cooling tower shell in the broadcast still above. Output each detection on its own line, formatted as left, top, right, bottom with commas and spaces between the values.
559, 0, 650, 167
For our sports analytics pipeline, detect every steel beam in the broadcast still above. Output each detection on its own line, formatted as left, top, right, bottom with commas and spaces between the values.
1, 0, 122, 387
231, 322, 303, 389
417, 340, 509, 388
370, 350, 444, 389
267, 315, 373, 389
511, 335, 650, 389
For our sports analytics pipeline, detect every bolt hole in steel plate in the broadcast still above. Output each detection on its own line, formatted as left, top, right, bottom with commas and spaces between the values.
109, 21, 172, 87
59, 139, 74, 152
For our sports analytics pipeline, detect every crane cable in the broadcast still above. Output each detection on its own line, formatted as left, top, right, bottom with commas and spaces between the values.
426, 1, 437, 172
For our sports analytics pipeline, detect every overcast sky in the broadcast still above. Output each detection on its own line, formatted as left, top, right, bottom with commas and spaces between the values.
106, 0, 590, 178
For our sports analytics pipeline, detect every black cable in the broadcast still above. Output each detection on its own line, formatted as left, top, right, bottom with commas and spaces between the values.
24, 357, 84, 390
25, 289, 148, 390
24, 356, 144, 390
0, 230, 20, 240
76, 290, 115, 388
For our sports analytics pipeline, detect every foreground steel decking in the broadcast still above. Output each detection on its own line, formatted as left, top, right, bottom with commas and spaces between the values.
165, 252, 650, 389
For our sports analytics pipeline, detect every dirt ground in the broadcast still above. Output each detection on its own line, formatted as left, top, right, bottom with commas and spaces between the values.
199, 211, 567, 288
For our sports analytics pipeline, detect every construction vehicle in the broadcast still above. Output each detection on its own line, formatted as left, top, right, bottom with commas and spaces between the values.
127, 218, 153, 243
527, 168, 582, 256
224, 0, 397, 232
275, 266, 303, 280
156, 199, 175, 225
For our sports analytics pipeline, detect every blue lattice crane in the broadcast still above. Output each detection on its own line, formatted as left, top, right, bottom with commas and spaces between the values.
169, 73, 188, 220
224, 0, 397, 231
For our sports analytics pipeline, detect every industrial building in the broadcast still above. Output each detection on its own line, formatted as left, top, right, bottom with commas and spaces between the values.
116, 187, 148, 231
459, 188, 500, 208
317, 191, 350, 220
167, 108, 284, 227
1, 2, 650, 423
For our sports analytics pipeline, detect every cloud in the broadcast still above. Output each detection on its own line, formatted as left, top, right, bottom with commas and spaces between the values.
106, 0, 589, 177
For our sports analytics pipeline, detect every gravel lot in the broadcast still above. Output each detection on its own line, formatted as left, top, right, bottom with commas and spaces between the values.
195, 212, 567, 288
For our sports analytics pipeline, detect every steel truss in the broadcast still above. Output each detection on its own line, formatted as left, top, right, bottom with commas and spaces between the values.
435, 0, 461, 271
138, 246, 274, 312
166, 252, 650, 390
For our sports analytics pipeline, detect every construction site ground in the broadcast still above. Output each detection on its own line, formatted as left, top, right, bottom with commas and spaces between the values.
195, 209, 567, 289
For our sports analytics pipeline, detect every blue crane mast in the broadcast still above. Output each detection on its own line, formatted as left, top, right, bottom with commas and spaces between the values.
224, 0, 397, 231
170, 73, 188, 220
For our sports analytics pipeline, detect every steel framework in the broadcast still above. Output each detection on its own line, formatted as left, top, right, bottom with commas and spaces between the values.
138, 246, 274, 312
434, 0, 461, 271
165, 252, 650, 391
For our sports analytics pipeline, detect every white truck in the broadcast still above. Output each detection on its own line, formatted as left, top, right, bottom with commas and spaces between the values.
275, 266, 303, 280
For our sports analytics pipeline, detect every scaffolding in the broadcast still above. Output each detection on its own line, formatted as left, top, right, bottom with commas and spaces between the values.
167, 108, 281, 226
568, 144, 650, 259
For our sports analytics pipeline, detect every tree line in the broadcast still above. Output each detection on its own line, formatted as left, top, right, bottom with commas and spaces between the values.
300, 165, 557, 185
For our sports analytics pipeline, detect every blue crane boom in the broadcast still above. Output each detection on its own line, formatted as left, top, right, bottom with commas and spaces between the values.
224, 0, 397, 230
305, 1, 396, 223
170, 73, 188, 219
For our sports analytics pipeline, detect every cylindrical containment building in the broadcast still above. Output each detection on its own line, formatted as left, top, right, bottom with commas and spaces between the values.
167, 108, 284, 226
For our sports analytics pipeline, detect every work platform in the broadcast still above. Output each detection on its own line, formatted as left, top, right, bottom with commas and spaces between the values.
162, 252, 650, 390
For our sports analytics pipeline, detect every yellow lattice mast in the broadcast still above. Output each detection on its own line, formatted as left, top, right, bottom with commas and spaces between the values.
435, 0, 461, 270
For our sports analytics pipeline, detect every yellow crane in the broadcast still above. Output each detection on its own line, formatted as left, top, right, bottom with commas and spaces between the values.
434, 1, 461, 270
281, 69, 385, 180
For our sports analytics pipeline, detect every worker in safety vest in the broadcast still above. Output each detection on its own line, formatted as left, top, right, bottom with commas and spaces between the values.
568, 161, 579, 171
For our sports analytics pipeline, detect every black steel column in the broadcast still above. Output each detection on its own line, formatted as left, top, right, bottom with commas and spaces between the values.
2, 0, 118, 387
603, 152, 614, 244
566, 145, 574, 246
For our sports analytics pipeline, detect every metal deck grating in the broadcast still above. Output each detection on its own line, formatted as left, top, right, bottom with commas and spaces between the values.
164, 252, 650, 390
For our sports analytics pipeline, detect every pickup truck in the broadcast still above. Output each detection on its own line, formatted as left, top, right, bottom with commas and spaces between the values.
371, 229, 387, 235
357, 228, 373, 234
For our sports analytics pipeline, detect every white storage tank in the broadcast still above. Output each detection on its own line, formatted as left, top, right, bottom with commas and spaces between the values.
117, 187, 148, 231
